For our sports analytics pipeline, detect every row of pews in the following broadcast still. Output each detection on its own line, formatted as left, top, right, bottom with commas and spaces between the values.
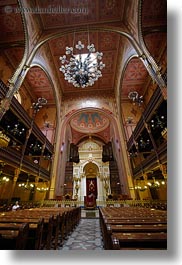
99, 206, 167, 250
0, 206, 81, 250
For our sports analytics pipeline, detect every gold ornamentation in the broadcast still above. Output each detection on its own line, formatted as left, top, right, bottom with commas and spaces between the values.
0, 131, 10, 147
161, 127, 167, 140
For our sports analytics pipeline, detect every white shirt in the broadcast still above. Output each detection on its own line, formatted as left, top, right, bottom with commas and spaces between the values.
12, 205, 20, 211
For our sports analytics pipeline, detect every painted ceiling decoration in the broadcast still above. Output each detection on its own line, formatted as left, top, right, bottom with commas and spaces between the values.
121, 57, 149, 99
0, 0, 166, 99
25, 66, 55, 104
70, 111, 110, 133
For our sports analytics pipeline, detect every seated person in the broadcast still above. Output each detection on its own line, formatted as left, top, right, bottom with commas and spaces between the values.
12, 201, 20, 211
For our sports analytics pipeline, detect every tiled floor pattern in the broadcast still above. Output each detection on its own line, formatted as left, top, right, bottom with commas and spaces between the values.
59, 210, 104, 250
81, 209, 100, 218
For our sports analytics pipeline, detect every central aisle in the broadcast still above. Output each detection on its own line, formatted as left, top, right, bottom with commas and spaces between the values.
59, 210, 104, 250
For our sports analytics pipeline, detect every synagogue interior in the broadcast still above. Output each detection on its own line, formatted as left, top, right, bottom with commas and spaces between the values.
0, 0, 167, 250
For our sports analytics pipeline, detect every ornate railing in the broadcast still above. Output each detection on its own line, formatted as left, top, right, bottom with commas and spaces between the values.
39, 199, 167, 210
0, 199, 167, 212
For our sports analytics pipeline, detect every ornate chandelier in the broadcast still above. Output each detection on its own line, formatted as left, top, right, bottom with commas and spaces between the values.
59, 41, 105, 88
128, 91, 143, 106
18, 178, 34, 190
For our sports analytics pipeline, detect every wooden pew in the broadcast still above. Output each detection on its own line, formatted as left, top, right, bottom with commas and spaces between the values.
26, 219, 44, 250
107, 223, 167, 233
0, 222, 29, 250
0, 207, 81, 250
99, 207, 167, 250
111, 232, 167, 250
104, 218, 167, 225
0, 217, 44, 250
105, 223, 167, 249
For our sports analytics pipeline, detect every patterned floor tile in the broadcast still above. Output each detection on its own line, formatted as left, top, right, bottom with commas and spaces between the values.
59, 215, 104, 250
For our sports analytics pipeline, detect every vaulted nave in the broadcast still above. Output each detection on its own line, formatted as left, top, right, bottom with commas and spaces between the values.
0, 0, 167, 250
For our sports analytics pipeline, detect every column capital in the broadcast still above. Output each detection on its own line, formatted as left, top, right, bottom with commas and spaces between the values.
35, 176, 39, 183
13, 176, 18, 182
159, 163, 167, 179
14, 168, 20, 177
143, 173, 148, 181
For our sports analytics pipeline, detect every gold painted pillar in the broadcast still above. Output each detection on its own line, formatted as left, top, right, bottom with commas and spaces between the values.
160, 164, 167, 180
8, 168, 20, 202
32, 176, 39, 201
133, 179, 140, 200
143, 173, 152, 200
45, 181, 50, 200
127, 174, 136, 199
48, 181, 56, 199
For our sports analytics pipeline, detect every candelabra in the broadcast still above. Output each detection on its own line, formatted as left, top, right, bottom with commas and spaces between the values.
18, 178, 34, 190
128, 91, 143, 106
6, 121, 25, 139
0, 176, 10, 185
36, 186, 49, 192
29, 141, 42, 154
150, 114, 165, 129
137, 137, 150, 149
31, 97, 47, 114
73, 176, 80, 196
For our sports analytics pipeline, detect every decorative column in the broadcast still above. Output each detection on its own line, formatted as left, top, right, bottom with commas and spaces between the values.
32, 176, 39, 201
125, 117, 139, 199
143, 173, 152, 200
8, 168, 20, 203
127, 173, 136, 199
159, 164, 167, 180
49, 185, 55, 200
19, 98, 47, 177
103, 174, 110, 198
133, 178, 140, 200
96, 172, 104, 202
77, 173, 84, 203
45, 181, 50, 200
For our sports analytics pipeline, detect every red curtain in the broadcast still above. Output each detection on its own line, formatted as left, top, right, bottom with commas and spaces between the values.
86, 178, 97, 198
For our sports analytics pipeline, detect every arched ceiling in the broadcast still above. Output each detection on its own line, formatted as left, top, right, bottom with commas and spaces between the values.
121, 58, 148, 99
49, 31, 121, 95
38, 0, 125, 29
0, 0, 167, 144
25, 66, 55, 104
0, 3, 24, 43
